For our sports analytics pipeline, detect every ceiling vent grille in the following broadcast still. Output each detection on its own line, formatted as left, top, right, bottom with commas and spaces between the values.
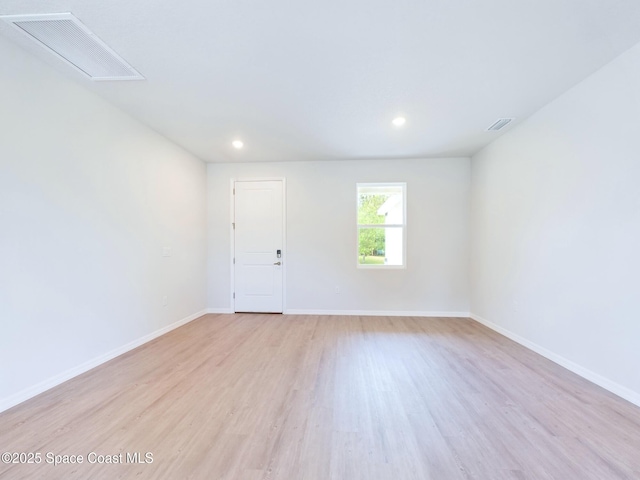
0, 13, 144, 81
486, 118, 514, 131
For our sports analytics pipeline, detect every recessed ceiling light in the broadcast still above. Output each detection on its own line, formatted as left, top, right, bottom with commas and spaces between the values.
232, 140, 244, 149
392, 116, 406, 127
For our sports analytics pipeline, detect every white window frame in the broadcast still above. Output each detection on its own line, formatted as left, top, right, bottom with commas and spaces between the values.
356, 182, 407, 269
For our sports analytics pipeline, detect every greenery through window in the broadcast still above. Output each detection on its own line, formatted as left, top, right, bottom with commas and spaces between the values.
357, 183, 406, 267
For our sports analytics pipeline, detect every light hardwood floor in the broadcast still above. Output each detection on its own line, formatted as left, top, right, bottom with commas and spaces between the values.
1, 314, 640, 479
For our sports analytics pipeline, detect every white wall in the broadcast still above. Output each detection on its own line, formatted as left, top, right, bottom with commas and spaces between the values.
0, 38, 208, 410
470, 42, 640, 404
207, 158, 470, 314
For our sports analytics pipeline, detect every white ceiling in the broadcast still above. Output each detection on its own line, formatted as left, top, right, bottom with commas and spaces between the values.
2, 0, 640, 163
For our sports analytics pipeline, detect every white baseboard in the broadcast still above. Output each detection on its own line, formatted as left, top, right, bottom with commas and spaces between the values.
0, 310, 208, 414
284, 309, 470, 317
206, 308, 234, 314
470, 313, 640, 408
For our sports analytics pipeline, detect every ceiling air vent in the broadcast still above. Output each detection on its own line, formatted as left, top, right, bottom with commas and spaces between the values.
486, 118, 514, 131
0, 13, 144, 81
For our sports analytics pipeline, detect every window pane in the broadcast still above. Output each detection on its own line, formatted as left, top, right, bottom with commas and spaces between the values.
357, 193, 387, 225
357, 185, 404, 225
358, 227, 403, 266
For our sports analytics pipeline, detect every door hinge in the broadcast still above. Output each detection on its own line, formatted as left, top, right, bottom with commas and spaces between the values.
233, 292, 235, 299
233, 188, 235, 194
232, 222, 235, 229
233, 258, 235, 264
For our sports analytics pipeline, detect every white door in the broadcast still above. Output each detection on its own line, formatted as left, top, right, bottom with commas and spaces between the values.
233, 180, 284, 313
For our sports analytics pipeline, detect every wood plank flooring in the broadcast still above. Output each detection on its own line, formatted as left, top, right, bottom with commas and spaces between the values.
1, 314, 640, 479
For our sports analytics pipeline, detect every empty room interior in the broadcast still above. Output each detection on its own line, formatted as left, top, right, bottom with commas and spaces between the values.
2, 0, 640, 479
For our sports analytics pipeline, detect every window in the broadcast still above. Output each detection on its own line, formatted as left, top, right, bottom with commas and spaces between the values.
357, 183, 406, 268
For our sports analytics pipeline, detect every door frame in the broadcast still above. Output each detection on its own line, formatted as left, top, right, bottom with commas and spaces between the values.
230, 177, 287, 313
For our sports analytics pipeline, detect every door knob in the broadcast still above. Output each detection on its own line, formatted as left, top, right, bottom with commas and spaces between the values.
273, 261, 282, 265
